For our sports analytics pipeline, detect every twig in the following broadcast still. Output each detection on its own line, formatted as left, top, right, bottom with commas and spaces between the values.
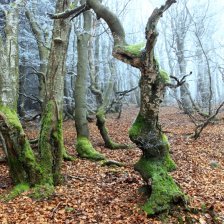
166, 72, 192, 88
51, 202, 62, 219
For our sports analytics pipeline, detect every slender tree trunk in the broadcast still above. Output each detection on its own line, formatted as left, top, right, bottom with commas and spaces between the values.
96, 59, 128, 149
38, 0, 73, 183
25, 10, 50, 109
75, 0, 104, 160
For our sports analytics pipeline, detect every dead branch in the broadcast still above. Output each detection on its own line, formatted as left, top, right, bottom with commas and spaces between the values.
106, 86, 138, 115
166, 71, 192, 88
48, 3, 89, 20
193, 101, 224, 139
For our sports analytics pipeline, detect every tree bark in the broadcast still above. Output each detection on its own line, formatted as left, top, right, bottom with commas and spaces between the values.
25, 10, 50, 109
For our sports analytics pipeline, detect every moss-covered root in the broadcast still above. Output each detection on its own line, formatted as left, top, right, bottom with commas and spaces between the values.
76, 136, 105, 161
105, 140, 129, 150
96, 107, 129, 150
0, 105, 42, 185
2, 183, 30, 201
29, 184, 55, 200
62, 147, 76, 161
135, 157, 185, 216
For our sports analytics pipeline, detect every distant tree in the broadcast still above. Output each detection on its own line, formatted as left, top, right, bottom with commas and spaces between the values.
50, 0, 186, 215
25, 9, 50, 110
88, 21, 128, 149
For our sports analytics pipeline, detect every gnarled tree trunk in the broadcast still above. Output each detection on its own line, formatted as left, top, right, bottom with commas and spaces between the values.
87, 0, 185, 215
50, 0, 186, 215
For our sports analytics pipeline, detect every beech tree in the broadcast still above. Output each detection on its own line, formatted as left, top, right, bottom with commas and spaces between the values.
0, 0, 71, 196
74, 0, 105, 160
50, 0, 185, 215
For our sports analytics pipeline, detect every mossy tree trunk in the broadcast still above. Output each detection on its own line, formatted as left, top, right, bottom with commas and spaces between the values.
26, 1, 73, 162
0, 0, 72, 192
95, 59, 128, 149
38, 0, 72, 184
74, 0, 104, 160
0, 0, 43, 186
50, 0, 186, 215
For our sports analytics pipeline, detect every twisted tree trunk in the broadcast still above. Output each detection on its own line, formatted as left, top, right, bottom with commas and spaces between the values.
50, 0, 186, 215
88, 0, 185, 215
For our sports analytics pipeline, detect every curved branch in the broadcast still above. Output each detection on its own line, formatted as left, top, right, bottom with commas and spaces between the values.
86, 0, 126, 46
145, 0, 176, 53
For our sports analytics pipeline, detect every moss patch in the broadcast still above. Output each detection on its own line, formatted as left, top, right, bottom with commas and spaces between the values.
39, 101, 55, 185
3, 183, 29, 201
135, 157, 184, 215
76, 136, 105, 161
128, 114, 145, 141
29, 184, 54, 200
0, 105, 22, 131
123, 42, 145, 57
159, 69, 170, 84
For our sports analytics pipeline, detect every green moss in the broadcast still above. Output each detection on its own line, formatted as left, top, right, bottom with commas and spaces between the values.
135, 157, 184, 215
21, 140, 42, 186
0, 105, 42, 185
123, 42, 145, 57
0, 105, 22, 131
106, 140, 129, 150
4, 183, 29, 201
29, 184, 54, 200
129, 114, 145, 140
39, 101, 55, 185
159, 69, 170, 84
76, 136, 105, 161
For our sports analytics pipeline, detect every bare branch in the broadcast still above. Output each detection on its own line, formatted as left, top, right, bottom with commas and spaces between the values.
193, 101, 224, 139
48, 3, 90, 20
166, 71, 192, 88
145, 0, 177, 53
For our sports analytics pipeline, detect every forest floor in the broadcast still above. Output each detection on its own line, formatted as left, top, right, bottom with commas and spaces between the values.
0, 106, 224, 223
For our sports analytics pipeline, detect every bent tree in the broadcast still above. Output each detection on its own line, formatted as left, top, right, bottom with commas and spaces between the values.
0, 0, 71, 196
51, 0, 186, 215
